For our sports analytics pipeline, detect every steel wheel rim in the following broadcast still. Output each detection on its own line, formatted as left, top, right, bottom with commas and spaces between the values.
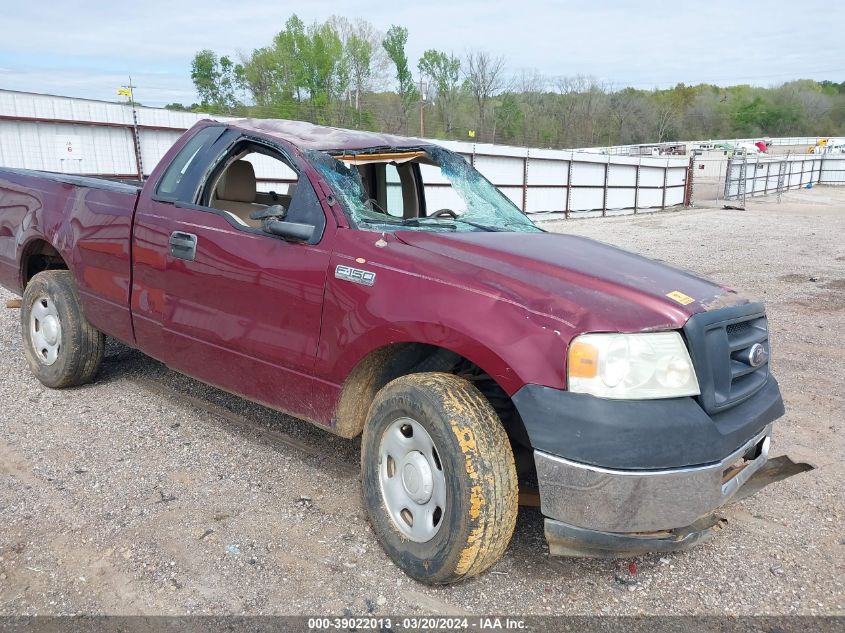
378, 417, 447, 542
30, 296, 61, 366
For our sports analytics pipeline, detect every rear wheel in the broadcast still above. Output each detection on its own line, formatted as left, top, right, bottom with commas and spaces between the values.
361, 372, 518, 584
21, 271, 105, 388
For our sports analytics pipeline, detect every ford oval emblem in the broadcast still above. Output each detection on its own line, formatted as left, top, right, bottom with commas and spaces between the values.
747, 343, 768, 368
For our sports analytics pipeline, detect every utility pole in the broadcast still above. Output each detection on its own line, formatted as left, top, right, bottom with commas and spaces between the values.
121, 75, 144, 181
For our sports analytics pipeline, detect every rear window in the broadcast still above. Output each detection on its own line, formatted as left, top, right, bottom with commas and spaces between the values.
156, 126, 224, 201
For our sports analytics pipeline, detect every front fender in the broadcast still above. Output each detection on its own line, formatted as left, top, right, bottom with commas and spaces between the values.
317, 263, 570, 395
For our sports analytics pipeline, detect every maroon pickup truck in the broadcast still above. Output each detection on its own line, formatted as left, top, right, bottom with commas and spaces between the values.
0, 119, 810, 584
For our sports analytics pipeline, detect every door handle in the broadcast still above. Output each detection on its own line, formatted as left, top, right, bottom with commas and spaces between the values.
169, 231, 197, 261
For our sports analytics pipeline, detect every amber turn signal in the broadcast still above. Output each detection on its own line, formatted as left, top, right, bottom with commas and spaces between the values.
568, 340, 599, 378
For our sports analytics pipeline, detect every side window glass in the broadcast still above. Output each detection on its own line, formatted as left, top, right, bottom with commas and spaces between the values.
156, 126, 223, 201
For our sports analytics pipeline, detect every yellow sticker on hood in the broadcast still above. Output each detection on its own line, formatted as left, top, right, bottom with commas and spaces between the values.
666, 290, 695, 305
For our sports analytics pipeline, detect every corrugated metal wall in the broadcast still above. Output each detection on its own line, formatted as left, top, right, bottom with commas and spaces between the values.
0, 89, 230, 178
0, 89, 690, 215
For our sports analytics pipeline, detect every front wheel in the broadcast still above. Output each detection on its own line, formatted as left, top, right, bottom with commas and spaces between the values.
361, 372, 518, 584
21, 270, 105, 388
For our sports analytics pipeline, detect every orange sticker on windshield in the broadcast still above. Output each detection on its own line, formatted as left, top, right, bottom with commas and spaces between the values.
666, 291, 695, 305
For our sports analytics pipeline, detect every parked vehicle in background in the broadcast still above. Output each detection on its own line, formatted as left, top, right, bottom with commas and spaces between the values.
0, 119, 812, 584
810, 137, 845, 154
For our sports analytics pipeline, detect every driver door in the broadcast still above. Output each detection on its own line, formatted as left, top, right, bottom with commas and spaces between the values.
134, 132, 331, 421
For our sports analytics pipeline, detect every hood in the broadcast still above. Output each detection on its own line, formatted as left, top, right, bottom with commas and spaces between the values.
393, 231, 745, 334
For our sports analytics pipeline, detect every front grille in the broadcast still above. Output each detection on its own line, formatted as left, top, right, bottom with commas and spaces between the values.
726, 321, 752, 336
683, 303, 770, 414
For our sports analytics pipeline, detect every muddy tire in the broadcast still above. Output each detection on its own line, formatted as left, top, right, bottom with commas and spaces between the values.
21, 271, 105, 388
361, 372, 518, 584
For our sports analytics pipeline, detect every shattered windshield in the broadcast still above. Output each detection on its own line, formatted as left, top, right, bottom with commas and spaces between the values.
307, 146, 542, 233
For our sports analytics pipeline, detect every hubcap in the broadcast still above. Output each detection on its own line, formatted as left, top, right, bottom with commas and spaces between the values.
401, 451, 434, 504
378, 417, 446, 542
30, 297, 62, 366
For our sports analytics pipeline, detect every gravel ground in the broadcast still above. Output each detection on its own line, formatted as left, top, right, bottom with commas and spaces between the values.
0, 187, 843, 616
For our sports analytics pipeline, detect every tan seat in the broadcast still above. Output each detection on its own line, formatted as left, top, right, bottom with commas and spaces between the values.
213, 160, 266, 227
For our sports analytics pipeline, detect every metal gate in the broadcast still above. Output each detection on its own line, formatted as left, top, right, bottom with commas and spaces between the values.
723, 153, 825, 202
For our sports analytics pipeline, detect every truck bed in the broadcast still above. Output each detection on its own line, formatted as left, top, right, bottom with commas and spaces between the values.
0, 167, 141, 343
0, 167, 142, 195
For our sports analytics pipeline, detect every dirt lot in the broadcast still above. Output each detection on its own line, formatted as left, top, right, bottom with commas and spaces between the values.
0, 187, 843, 617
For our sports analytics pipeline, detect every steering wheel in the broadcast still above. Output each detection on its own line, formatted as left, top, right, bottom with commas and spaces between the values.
431, 209, 458, 219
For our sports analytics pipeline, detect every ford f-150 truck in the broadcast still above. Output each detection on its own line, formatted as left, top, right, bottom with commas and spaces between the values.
0, 119, 811, 584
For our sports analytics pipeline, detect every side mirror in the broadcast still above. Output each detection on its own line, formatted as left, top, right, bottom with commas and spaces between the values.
265, 220, 315, 242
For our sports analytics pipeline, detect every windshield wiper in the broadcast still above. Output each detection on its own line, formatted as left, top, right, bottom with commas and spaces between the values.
399, 218, 456, 229
449, 217, 509, 232
400, 216, 510, 232
358, 215, 508, 232
359, 216, 403, 226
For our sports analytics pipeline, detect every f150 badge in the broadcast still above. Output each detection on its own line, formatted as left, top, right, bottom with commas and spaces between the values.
335, 264, 376, 286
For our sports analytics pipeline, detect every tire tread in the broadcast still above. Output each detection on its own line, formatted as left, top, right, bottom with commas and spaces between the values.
363, 372, 518, 584
21, 270, 104, 388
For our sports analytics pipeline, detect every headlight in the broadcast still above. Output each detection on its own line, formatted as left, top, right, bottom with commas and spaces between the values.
568, 332, 700, 399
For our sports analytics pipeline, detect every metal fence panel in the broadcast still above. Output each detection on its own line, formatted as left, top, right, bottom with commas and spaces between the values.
820, 156, 845, 184
527, 158, 569, 185
723, 154, 844, 202
526, 187, 566, 210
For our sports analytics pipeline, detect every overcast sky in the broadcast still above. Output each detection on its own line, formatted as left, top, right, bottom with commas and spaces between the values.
1, 0, 842, 107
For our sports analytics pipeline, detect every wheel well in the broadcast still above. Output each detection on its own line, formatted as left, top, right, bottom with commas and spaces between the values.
333, 343, 535, 482
22, 240, 68, 286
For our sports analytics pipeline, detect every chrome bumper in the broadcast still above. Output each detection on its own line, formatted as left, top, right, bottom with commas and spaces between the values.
535, 424, 773, 534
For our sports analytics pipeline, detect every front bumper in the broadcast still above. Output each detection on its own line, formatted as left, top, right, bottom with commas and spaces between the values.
535, 424, 773, 534
514, 373, 812, 556
535, 423, 814, 557
544, 514, 727, 558
542, 452, 813, 557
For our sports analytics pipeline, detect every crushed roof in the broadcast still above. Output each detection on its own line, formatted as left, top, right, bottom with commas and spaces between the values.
225, 118, 429, 152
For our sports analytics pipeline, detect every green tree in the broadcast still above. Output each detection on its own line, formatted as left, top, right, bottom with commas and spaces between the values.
298, 21, 346, 122
382, 25, 419, 133
189, 15, 845, 147
347, 32, 373, 116
729, 95, 799, 136
819, 80, 845, 95
494, 93, 523, 143
238, 46, 292, 111
652, 93, 679, 142
190, 49, 240, 112
237, 14, 358, 124
327, 16, 379, 121
418, 50, 462, 134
